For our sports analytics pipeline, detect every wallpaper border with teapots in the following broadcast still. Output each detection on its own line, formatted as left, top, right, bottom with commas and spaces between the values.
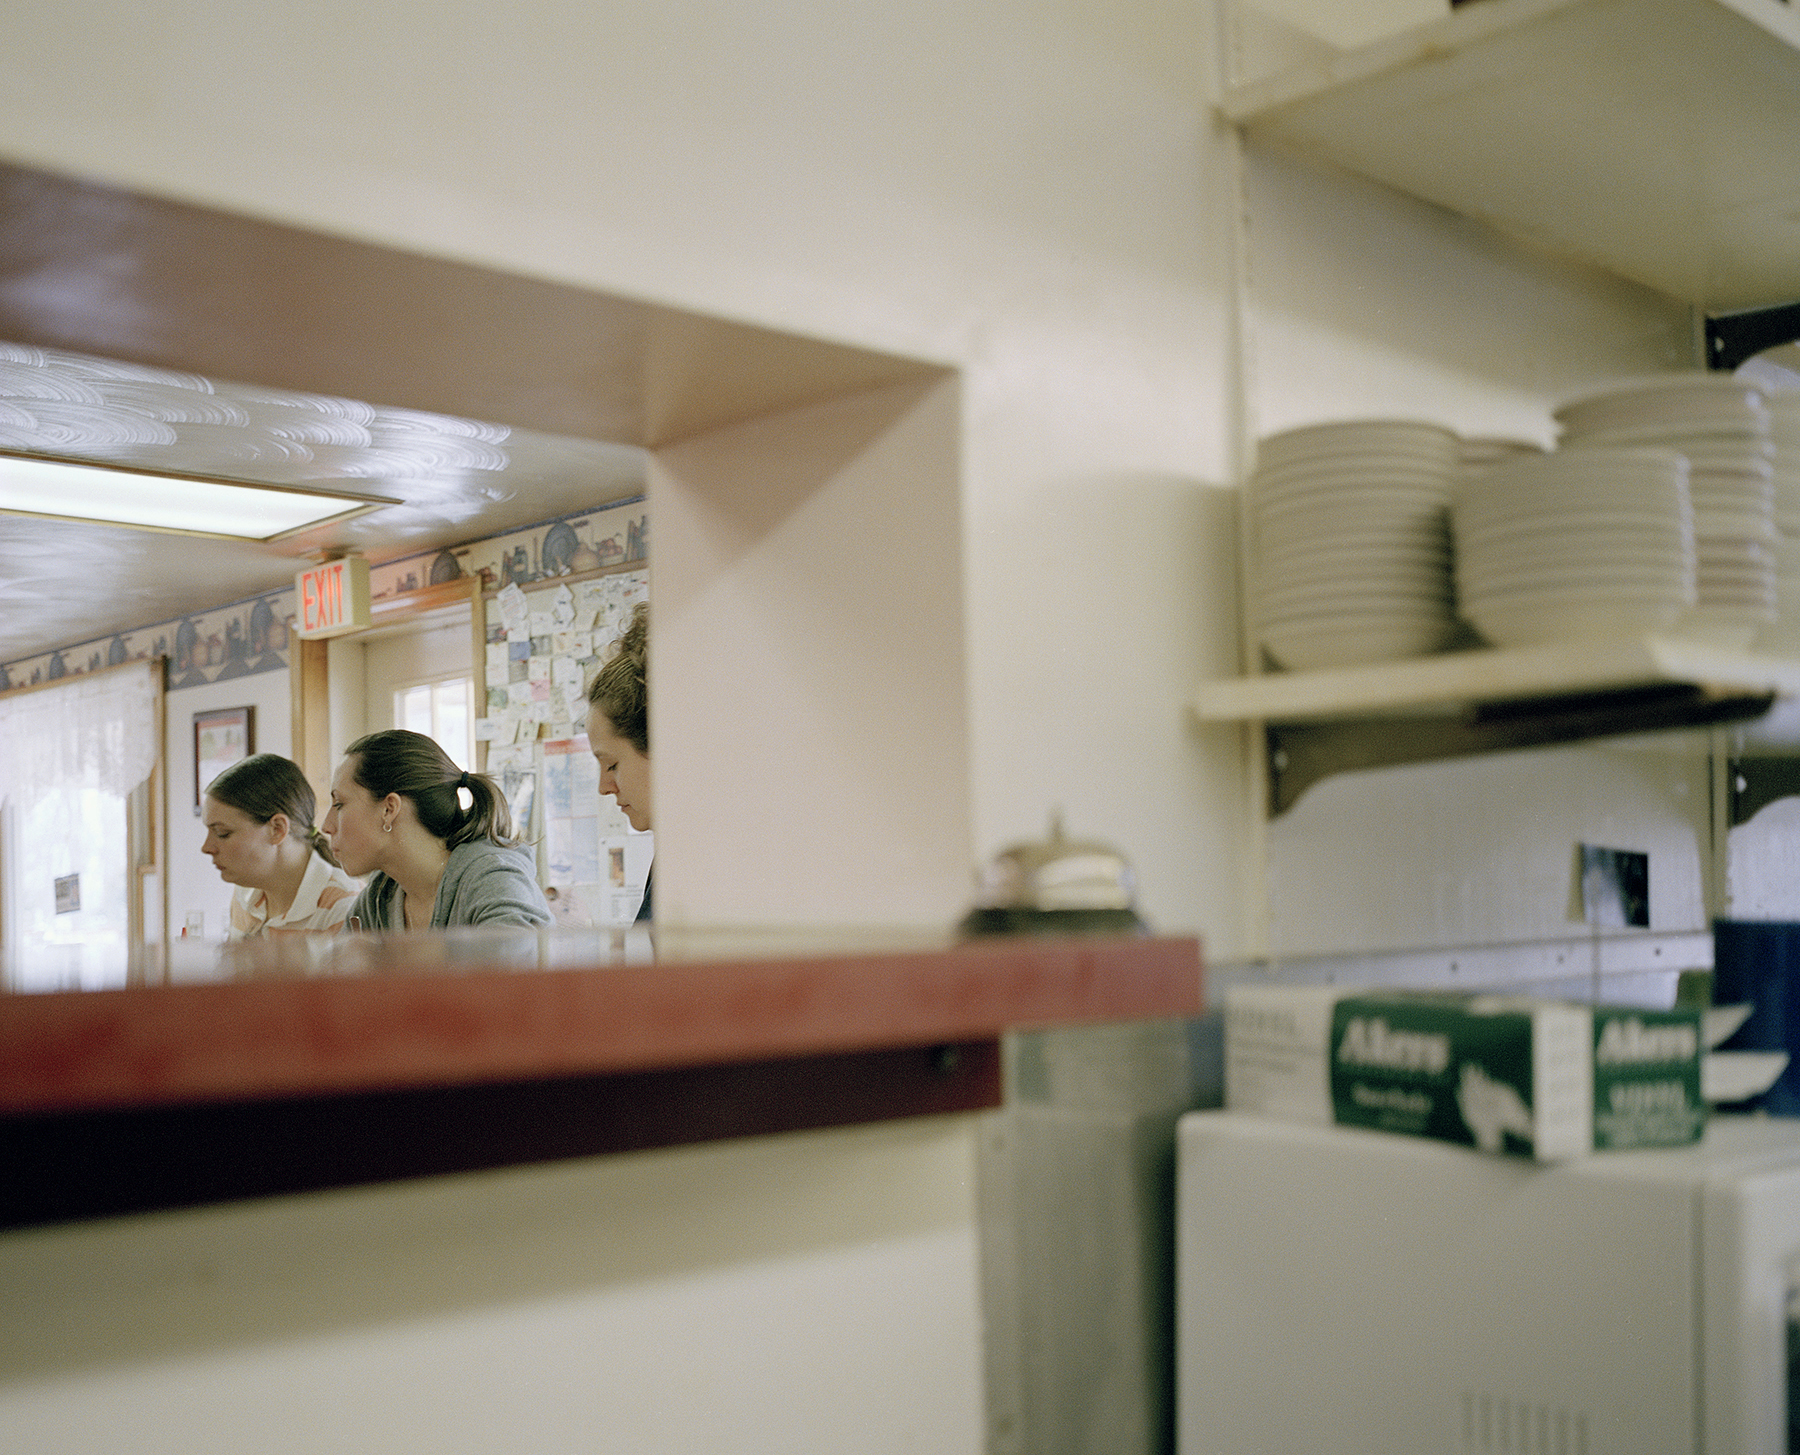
0, 497, 648, 694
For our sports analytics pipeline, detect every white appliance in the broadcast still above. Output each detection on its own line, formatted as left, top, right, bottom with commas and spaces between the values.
1177, 1110, 1800, 1454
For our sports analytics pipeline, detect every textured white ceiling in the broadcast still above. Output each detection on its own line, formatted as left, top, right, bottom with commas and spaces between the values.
0, 342, 646, 664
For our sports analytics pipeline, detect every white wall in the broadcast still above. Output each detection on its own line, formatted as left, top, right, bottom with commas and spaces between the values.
0, 0, 1707, 958
0, 0, 1246, 947
0, 0, 1761, 1448
1727, 798, 1800, 919
0, 1116, 984, 1455
654, 377, 972, 927
1265, 738, 1714, 958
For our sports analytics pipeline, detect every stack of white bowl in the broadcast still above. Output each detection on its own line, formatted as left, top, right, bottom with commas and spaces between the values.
1553, 375, 1774, 647
1248, 420, 1460, 670
1755, 388, 1800, 654
1451, 447, 1696, 647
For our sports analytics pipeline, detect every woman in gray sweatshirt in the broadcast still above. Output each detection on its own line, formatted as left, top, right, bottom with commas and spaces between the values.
324, 728, 551, 931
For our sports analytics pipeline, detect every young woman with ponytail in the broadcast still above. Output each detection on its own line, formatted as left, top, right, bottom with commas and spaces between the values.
325, 728, 551, 931
202, 754, 362, 937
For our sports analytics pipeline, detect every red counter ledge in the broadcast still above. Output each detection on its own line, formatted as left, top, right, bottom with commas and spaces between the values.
0, 930, 1203, 1227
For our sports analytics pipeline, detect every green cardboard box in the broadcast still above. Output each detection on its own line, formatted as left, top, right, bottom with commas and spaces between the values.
1224, 985, 1704, 1160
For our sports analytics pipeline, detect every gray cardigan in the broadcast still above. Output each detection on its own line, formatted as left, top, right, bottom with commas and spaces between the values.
346, 839, 551, 931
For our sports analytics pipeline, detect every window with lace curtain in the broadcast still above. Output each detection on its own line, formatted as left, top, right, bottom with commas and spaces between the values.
0, 660, 160, 991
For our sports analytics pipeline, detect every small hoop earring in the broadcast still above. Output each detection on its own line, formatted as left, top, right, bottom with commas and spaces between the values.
383, 820, 392, 833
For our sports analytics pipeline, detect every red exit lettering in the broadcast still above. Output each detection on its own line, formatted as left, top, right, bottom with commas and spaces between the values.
301, 562, 345, 633
295, 557, 369, 638
301, 570, 321, 632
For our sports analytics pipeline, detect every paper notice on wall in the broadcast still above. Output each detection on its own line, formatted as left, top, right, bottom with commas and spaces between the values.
497, 583, 529, 637
599, 830, 653, 924
580, 570, 648, 655
542, 737, 601, 886
486, 742, 537, 838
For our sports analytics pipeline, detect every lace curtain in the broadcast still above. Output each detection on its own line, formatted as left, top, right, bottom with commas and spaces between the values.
0, 659, 160, 813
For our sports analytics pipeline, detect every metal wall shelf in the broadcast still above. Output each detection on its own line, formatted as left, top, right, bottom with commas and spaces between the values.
1211, 0, 1800, 811
1191, 638, 1800, 814
1225, 0, 1800, 311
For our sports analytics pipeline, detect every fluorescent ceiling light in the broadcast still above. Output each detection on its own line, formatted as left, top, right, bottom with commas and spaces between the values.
0, 451, 397, 541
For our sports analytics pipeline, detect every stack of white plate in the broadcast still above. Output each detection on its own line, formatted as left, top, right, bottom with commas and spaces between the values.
1554, 375, 1774, 646
1755, 388, 1800, 654
1248, 420, 1460, 670
1452, 447, 1696, 648
1458, 436, 1546, 471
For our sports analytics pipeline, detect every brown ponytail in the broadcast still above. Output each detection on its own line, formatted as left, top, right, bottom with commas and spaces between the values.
343, 729, 520, 849
303, 823, 342, 868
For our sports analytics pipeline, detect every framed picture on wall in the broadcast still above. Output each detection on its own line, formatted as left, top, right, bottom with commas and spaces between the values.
193, 706, 254, 813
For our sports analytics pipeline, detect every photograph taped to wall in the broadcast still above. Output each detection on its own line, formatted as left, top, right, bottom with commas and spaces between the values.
1578, 844, 1650, 929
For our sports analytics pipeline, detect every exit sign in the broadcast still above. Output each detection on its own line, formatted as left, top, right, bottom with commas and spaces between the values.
296, 556, 372, 638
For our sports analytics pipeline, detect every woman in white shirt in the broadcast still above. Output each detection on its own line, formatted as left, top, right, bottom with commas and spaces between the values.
201, 754, 361, 937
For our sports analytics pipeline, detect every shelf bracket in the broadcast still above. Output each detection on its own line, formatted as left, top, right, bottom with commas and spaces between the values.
1728, 756, 1800, 828
1706, 301, 1800, 373
1266, 684, 1776, 818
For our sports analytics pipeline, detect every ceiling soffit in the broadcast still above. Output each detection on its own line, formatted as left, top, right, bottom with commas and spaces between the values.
0, 161, 941, 450
0, 161, 943, 663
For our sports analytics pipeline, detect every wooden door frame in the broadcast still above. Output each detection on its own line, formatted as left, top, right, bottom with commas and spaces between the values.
290, 576, 485, 791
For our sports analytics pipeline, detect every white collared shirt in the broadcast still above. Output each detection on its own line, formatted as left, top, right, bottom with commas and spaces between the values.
228, 849, 362, 938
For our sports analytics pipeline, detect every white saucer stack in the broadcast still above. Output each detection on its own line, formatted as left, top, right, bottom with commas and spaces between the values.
1451, 447, 1696, 647
1248, 420, 1460, 670
1553, 375, 1774, 647
1755, 388, 1800, 654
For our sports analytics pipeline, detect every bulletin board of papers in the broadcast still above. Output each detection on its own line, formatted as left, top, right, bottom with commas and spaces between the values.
476, 567, 649, 925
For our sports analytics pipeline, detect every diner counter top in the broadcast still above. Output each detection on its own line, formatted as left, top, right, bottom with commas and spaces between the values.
0, 929, 1203, 1226
1, 927, 1203, 1116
